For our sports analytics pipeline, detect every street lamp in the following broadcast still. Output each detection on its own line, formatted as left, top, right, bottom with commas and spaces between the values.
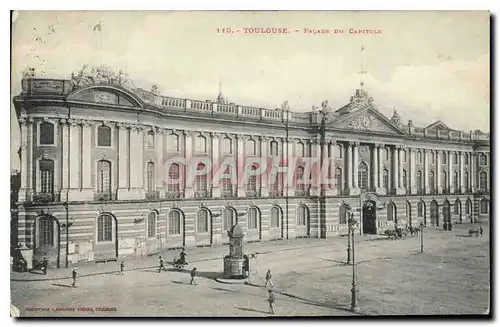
346, 207, 352, 265
420, 221, 424, 253
348, 214, 359, 312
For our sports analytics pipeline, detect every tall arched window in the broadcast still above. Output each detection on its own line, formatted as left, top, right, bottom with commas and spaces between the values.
479, 172, 488, 190
465, 153, 469, 165
147, 212, 157, 238
417, 151, 422, 164
464, 171, 470, 190
335, 168, 343, 195
416, 170, 423, 193
97, 125, 112, 147
442, 152, 447, 164
168, 163, 180, 192
295, 166, 305, 193
195, 135, 207, 154
97, 214, 113, 242
402, 170, 407, 189
442, 171, 447, 190
453, 171, 459, 191
195, 163, 207, 192
270, 141, 278, 156
168, 210, 181, 235
387, 203, 395, 222
196, 209, 209, 233
248, 207, 259, 229
383, 169, 389, 190
339, 205, 348, 224
246, 139, 256, 155
480, 199, 488, 214
453, 200, 460, 215
358, 162, 368, 191
479, 154, 487, 166
97, 160, 111, 195
417, 201, 424, 217
247, 164, 258, 193
39, 159, 54, 194
429, 171, 435, 192
146, 162, 155, 192
221, 166, 233, 196
296, 206, 307, 226
223, 208, 235, 231
223, 137, 232, 154
167, 134, 179, 151
39, 122, 55, 145
146, 130, 155, 149
38, 216, 54, 246
271, 207, 280, 228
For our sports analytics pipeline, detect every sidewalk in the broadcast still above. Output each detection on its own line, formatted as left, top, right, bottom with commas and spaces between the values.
11, 234, 383, 282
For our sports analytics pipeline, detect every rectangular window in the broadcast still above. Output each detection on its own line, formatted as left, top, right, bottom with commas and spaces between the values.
197, 212, 208, 233
39, 122, 55, 145
167, 134, 179, 152
98, 215, 113, 242
270, 208, 280, 228
146, 162, 155, 192
97, 161, 111, 194
270, 141, 278, 156
169, 212, 181, 235
148, 214, 156, 238
39, 160, 54, 194
97, 125, 112, 147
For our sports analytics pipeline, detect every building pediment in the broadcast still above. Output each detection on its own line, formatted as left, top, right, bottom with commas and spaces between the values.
328, 108, 406, 135
425, 120, 449, 131
66, 85, 143, 108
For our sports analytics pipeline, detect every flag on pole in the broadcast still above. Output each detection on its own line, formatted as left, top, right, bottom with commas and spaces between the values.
93, 22, 102, 32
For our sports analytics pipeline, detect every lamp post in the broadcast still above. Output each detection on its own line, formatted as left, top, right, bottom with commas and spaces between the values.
420, 221, 424, 253
348, 214, 359, 312
346, 208, 352, 265
63, 201, 69, 269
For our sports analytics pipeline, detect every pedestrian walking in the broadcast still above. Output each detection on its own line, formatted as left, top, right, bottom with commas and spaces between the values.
41, 256, 48, 275
265, 269, 274, 287
267, 289, 275, 314
190, 267, 197, 285
72, 268, 77, 288
480, 226, 483, 237
119, 261, 125, 275
158, 256, 165, 273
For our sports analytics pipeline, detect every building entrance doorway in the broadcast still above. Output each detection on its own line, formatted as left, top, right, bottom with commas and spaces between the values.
362, 200, 377, 234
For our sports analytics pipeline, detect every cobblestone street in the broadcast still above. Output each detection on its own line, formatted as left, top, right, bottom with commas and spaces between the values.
11, 223, 490, 317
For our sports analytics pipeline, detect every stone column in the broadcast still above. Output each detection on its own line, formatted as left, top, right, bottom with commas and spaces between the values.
392, 146, 399, 193
436, 150, 442, 194
237, 135, 246, 198
117, 123, 131, 199
470, 152, 476, 192
399, 146, 404, 190
353, 142, 359, 190
184, 131, 194, 198
67, 119, 81, 201
378, 145, 384, 192
326, 141, 336, 196
459, 151, 465, 193
129, 125, 145, 199
155, 128, 165, 198
80, 120, 94, 201
346, 142, 353, 192
59, 119, 70, 202
286, 138, 295, 197
409, 148, 416, 194
310, 139, 321, 196
449, 151, 454, 193
18, 116, 29, 202
321, 139, 329, 195
260, 136, 269, 197
424, 149, 429, 194
372, 144, 379, 191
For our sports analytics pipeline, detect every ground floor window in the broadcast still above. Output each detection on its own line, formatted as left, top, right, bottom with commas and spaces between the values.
97, 214, 113, 242
169, 211, 181, 235
480, 199, 489, 214
197, 210, 209, 233
38, 216, 54, 246
271, 207, 280, 228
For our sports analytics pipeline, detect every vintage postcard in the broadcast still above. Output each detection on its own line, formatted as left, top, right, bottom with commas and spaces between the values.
10, 10, 490, 317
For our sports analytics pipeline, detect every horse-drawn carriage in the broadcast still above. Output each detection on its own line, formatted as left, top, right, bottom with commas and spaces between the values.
383, 225, 420, 240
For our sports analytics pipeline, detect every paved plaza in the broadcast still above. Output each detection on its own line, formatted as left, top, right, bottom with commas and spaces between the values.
11, 223, 490, 317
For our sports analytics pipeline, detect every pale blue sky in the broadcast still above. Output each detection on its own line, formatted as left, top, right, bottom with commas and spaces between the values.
11, 11, 490, 169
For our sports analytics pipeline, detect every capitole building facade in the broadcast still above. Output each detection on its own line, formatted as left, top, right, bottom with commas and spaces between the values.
13, 66, 491, 268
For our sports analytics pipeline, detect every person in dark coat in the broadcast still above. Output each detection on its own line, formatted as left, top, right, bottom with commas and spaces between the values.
190, 267, 197, 285
480, 226, 484, 237
179, 248, 187, 265
267, 289, 275, 314
119, 261, 125, 275
158, 256, 165, 273
72, 268, 77, 288
42, 256, 48, 275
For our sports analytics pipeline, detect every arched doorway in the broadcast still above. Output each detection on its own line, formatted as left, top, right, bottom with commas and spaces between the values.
34, 215, 60, 268
362, 200, 377, 234
454, 199, 462, 224
246, 206, 262, 242
270, 206, 284, 240
466, 199, 473, 223
406, 201, 412, 227
417, 200, 426, 226
195, 208, 213, 246
430, 200, 439, 227
295, 205, 310, 238
95, 213, 119, 260
166, 209, 185, 248
443, 200, 451, 228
